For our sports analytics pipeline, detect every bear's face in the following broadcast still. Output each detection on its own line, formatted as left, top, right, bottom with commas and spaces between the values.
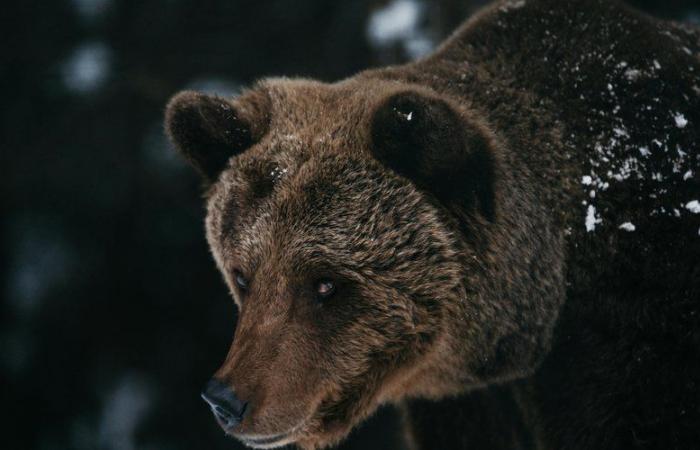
166, 78, 498, 449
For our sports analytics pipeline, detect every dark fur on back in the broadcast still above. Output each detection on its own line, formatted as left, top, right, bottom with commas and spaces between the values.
393, 0, 700, 448
165, 0, 700, 449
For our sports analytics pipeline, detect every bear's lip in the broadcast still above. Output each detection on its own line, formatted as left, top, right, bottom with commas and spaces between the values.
232, 418, 308, 449
238, 432, 296, 449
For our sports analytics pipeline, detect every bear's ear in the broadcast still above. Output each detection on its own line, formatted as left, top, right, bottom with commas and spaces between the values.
370, 90, 496, 220
164, 90, 270, 182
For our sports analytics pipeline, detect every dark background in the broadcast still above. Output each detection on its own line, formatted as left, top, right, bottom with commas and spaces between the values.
2, 1, 698, 449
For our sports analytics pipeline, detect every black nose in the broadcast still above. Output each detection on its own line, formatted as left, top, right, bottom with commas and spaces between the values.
201, 378, 248, 428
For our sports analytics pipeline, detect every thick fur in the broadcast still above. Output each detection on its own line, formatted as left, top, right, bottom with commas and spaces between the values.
164, 0, 700, 449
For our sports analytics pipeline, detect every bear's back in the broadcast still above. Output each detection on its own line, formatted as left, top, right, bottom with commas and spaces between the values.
453, 2, 700, 448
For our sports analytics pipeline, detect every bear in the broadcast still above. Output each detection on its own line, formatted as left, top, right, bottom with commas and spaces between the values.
164, 0, 700, 449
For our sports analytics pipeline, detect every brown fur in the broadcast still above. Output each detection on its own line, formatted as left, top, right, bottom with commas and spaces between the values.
165, 0, 700, 449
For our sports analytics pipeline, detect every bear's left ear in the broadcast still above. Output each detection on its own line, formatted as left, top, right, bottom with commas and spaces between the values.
370, 90, 496, 220
164, 90, 270, 182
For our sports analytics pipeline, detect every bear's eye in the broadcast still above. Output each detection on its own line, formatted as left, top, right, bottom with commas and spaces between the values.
234, 271, 249, 291
315, 279, 336, 299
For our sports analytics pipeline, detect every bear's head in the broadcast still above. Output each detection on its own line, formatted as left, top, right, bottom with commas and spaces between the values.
165, 77, 560, 449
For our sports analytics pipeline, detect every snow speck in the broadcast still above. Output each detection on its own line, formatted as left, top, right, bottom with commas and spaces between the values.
585, 205, 602, 232
624, 68, 642, 81
685, 200, 700, 214
674, 113, 688, 128
618, 222, 636, 232
500, 0, 526, 11
581, 175, 593, 185
639, 146, 651, 157
683, 170, 693, 181
613, 127, 629, 138
269, 166, 289, 182
406, 111, 413, 121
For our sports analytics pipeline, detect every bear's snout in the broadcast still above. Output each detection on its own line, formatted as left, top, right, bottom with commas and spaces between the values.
201, 378, 248, 430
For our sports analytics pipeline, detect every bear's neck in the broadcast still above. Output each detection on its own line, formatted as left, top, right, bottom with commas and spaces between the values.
399, 383, 535, 450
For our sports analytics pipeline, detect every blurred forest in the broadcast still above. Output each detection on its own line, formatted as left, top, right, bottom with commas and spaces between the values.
2, 0, 698, 449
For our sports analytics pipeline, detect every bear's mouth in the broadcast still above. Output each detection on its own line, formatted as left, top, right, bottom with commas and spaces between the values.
233, 416, 311, 449
238, 431, 296, 449
231, 384, 354, 449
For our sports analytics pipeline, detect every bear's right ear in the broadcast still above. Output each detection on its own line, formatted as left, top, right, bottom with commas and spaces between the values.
164, 90, 270, 182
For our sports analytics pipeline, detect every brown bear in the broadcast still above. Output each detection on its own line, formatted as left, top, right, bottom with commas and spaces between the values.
164, 0, 700, 449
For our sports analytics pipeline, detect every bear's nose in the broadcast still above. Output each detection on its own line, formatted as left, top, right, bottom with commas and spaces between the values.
201, 378, 248, 429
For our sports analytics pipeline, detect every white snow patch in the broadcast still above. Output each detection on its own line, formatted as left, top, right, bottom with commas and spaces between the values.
499, 0, 526, 12
404, 38, 434, 58
674, 113, 688, 128
62, 41, 111, 93
585, 205, 602, 232
684, 170, 693, 180
619, 222, 636, 232
367, 0, 420, 43
685, 200, 700, 214
639, 146, 651, 157
613, 127, 629, 137
624, 68, 642, 81
367, 0, 434, 58
581, 175, 593, 185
